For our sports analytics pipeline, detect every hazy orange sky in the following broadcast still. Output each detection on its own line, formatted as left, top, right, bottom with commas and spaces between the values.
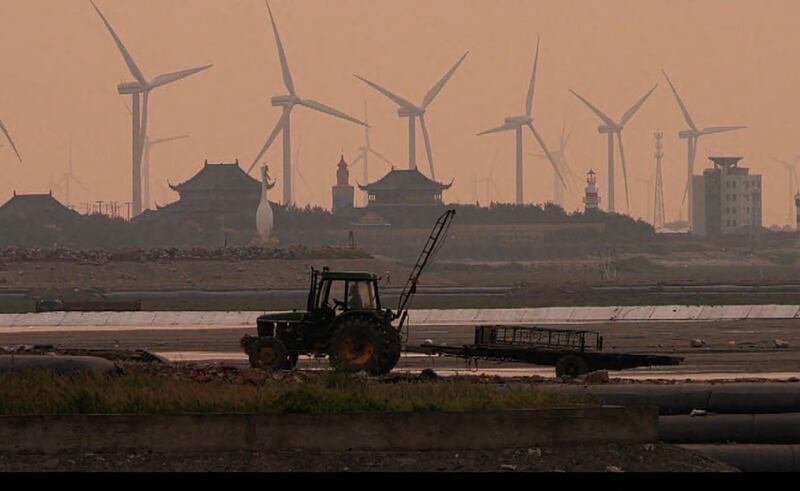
1, 0, 799, 226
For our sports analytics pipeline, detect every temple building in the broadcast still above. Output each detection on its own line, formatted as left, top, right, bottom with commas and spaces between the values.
134, 160, 264, 245
359, 168, 451, 207
0, 192, 80, 224
352, 168, 452, 227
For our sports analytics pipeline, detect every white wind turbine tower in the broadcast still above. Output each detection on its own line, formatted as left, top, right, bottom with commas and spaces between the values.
248, 1, 368, 207
351, 101, 394, 206
570, 83, 658, 214
769, 156, 800, 227
90, 0, 212, 218
354, 52, 469, 181
662, 70, 745, 227
530, 119, 577, 208
478, 39, 564, 205
0, 119, 22, 163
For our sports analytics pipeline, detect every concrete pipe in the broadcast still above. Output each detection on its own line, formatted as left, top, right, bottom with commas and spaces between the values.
680, 444, 800, 472
660, 413, 800, 444
0, 355, 121, 376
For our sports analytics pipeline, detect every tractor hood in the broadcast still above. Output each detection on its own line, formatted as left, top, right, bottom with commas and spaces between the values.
257, 311, 307, 323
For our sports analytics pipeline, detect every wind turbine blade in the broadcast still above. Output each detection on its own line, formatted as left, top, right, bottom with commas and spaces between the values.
354, 75, 418, 111
419, 115, 436, 180
299, 99, 368, 127
150, 135, 190, 146
661, 70, 698, 132
616, 132, 632, 213
563, 124, 575, 150
0, 120, 22, 163
123, 102, 132, 117
90, 0, 147, 87
477, 123, 514, 136
265, 1, 295, 95
528, 123, 566, 188
422, 51, 469, 109
700, 126, 746, 136
72, 175, 91, 193
351, 154, 364, 166
368, 148, 394, 167
248, 111, 288, 174
770, 156, 793, 169
569, 90, 617, 127
620, 83, 658, 126
150, 65, 213, 89
526, 38, 540, 117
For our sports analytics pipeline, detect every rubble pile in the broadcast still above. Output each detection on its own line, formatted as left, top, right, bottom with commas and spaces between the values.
0, 245, 369, 264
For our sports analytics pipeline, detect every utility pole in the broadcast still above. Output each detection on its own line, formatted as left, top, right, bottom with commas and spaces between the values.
654, 131, 666, 228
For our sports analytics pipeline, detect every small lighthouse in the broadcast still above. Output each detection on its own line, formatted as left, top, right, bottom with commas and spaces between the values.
583, 169, 601, 212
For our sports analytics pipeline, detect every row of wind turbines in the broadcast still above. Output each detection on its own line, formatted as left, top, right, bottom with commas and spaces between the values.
3, 1, 757, 222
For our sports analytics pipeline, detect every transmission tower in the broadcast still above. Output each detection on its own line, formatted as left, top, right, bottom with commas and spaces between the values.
653, 131, 666, 228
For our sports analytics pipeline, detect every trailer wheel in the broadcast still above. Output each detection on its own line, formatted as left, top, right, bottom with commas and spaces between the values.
555, 355, 589, 378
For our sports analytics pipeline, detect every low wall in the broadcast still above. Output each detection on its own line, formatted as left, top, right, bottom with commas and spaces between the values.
0, 406, 656, 453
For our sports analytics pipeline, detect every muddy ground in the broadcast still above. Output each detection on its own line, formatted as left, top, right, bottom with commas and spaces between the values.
0, 443, 735, 472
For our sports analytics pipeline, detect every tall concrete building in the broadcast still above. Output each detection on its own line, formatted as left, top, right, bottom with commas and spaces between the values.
691, 157, 761, 237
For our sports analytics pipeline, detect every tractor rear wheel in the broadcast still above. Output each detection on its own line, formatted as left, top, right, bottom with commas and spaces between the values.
248, 337, 290, 371
555, 354, 589, 378
330, 316, 399, 375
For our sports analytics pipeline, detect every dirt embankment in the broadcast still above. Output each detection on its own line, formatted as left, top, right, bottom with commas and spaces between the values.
0, 443, 734, 472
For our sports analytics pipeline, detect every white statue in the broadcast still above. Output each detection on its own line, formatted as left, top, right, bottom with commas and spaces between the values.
256, 164, 276, 240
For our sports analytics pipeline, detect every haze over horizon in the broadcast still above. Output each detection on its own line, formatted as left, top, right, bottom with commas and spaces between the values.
1, 0, 797, 226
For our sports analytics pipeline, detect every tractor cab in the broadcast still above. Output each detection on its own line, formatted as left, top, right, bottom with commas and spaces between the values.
308, 268, 383, 316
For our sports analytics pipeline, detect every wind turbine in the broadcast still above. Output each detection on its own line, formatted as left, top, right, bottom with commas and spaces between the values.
355, 52, 468, 181
350, 101, 394, 206
478, 39, 564, 205
570, 83, 658, 214
476, 150, 500, 206
770, 156, 800, 227
248, 1, 367, 207
662, 70, 746, 226
0, 119, 22, 163
530, 118, 578, 208
90, 0, 212, 218
56, 138, 89, 208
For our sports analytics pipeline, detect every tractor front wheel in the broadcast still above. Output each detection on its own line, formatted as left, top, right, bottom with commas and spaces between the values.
248, 337, 290, 371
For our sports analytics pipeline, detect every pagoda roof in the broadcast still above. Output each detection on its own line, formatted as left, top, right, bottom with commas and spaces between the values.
359, 169, 452, 193
0, 192, 80, 221
169, 161, 260, 193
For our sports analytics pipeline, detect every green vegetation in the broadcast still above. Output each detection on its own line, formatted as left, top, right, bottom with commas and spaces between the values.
0, 371, 586, 415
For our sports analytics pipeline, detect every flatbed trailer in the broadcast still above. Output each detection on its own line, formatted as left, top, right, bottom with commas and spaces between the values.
407, 325, 683, 378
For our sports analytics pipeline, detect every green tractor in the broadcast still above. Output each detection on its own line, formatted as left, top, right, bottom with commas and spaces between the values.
241, 209, 455, 375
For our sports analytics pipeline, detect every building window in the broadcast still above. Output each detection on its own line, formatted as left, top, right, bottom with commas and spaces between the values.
733, 181, 737, 188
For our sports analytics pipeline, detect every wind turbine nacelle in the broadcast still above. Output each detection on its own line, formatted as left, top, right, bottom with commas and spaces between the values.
678, 130, 695, 139
397, 108, 419, 118
271, 95, 296, 106
598, 126, 617, 134
118, 81, 144, 95
505, 116, 530, 126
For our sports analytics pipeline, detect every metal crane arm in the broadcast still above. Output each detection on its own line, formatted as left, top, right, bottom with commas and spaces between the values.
394, 209, 455, 323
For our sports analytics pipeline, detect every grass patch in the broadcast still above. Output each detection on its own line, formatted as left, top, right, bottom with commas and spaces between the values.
0, 371, 587, 415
